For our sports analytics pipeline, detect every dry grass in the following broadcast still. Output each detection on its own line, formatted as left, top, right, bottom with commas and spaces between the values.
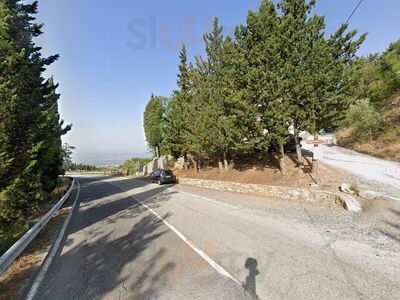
354, 141, 400, 162
0, 186, 78, 300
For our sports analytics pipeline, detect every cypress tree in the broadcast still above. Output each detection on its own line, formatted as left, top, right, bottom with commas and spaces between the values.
143, 94, 165, 158
164, 44, 192, 168
202, 18, 229, 171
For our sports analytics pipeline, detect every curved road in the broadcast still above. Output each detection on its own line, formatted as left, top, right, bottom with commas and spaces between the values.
32, 176, 400, 299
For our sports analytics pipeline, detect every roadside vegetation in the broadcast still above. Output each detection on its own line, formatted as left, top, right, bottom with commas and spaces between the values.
0, 1, 71, 251
143, 0, 365, 174
337, 40, 400, 161
120, 157, 153, 176
0, 183, 79, 300
64, 158, 152, 176
0, 176, 72, 256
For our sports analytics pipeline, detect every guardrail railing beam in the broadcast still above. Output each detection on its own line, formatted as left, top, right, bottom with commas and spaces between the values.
0, 178, 76, 275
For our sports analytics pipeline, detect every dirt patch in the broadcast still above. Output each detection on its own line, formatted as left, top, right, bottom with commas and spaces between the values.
353, 141, 400, 162
0, 186, 78, 300
175, 153, 345, 190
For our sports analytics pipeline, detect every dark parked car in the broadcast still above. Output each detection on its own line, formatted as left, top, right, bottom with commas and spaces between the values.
285, 134, 302, 153
151, 169, 177, 185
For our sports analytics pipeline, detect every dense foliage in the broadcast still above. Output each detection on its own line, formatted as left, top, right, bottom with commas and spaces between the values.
339, 39, 400, 158
121, 157, 152, 175
362, 40, 400, 109
0, 1, 70, 233
143, 0, 365, 173
143, 94, 165, 157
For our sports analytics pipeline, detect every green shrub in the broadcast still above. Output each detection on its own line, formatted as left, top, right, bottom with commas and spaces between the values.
342, 99, 384, 141
166, 159, 177, 169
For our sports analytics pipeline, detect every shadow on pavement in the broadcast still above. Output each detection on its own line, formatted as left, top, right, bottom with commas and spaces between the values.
380, 208, 400, 244
243, 258, 260, 299
38, 177, 177, 299
38, 176, 257, 299
68, 177, 173, 234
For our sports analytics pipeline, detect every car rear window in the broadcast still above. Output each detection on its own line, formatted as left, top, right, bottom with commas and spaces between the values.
164, 171, 173, 175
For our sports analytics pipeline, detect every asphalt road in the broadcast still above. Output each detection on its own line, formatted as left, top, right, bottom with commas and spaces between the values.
34, 176, 400, 300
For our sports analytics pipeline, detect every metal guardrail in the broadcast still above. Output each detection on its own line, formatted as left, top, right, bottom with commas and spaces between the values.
0, 178, 76, 275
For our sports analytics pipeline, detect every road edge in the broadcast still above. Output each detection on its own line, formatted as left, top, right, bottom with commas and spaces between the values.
26, 180, 81, 300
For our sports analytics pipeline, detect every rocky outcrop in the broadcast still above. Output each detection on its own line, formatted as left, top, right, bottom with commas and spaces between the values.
142, 155, 174, 176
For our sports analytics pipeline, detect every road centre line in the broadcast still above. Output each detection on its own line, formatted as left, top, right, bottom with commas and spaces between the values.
130, 193, 241, 286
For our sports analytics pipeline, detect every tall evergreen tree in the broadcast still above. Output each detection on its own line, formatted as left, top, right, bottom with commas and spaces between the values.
163, 44, 192, 168
239, 0, 291, 173
0, 0, 70, 230
201, 18, 229, 171
36, 78, 71, 193
182, 56, 212, 173
217, 36, 256, 165
143, 94, 165, 157
277, 0, 366, 164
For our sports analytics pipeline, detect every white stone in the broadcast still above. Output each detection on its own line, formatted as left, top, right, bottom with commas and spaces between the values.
340, 183, 352, 194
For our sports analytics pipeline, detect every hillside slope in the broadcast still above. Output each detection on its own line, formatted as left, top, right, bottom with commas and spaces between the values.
337, 40, 400, 162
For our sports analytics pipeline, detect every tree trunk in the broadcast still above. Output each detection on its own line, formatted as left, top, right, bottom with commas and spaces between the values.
312, 133, 319, 185
183, 153, 188, 170
155, 145, 160, 158
294, 127, 303, 166
191, 157, 198, 175
218, 157, 224, 173
312, 133, 317, 173
278, 144, 287, 175
223, 152, 229, 171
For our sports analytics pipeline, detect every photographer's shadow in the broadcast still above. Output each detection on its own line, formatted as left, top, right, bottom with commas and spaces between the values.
243, 257, 260, 298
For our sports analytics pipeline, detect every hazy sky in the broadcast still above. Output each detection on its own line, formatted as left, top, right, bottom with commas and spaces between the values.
35, 0, 400, 158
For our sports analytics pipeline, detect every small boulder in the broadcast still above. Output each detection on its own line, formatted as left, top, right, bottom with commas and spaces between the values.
340, 183, 352, 194
338, 193, 362, 212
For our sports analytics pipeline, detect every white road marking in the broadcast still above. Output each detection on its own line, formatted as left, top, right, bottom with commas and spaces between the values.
172, 189, 240, 210
26, 181, 81, 300
132, 194, 241, 285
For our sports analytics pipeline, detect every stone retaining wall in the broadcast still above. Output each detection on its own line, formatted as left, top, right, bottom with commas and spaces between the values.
178, 177, 352, 210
